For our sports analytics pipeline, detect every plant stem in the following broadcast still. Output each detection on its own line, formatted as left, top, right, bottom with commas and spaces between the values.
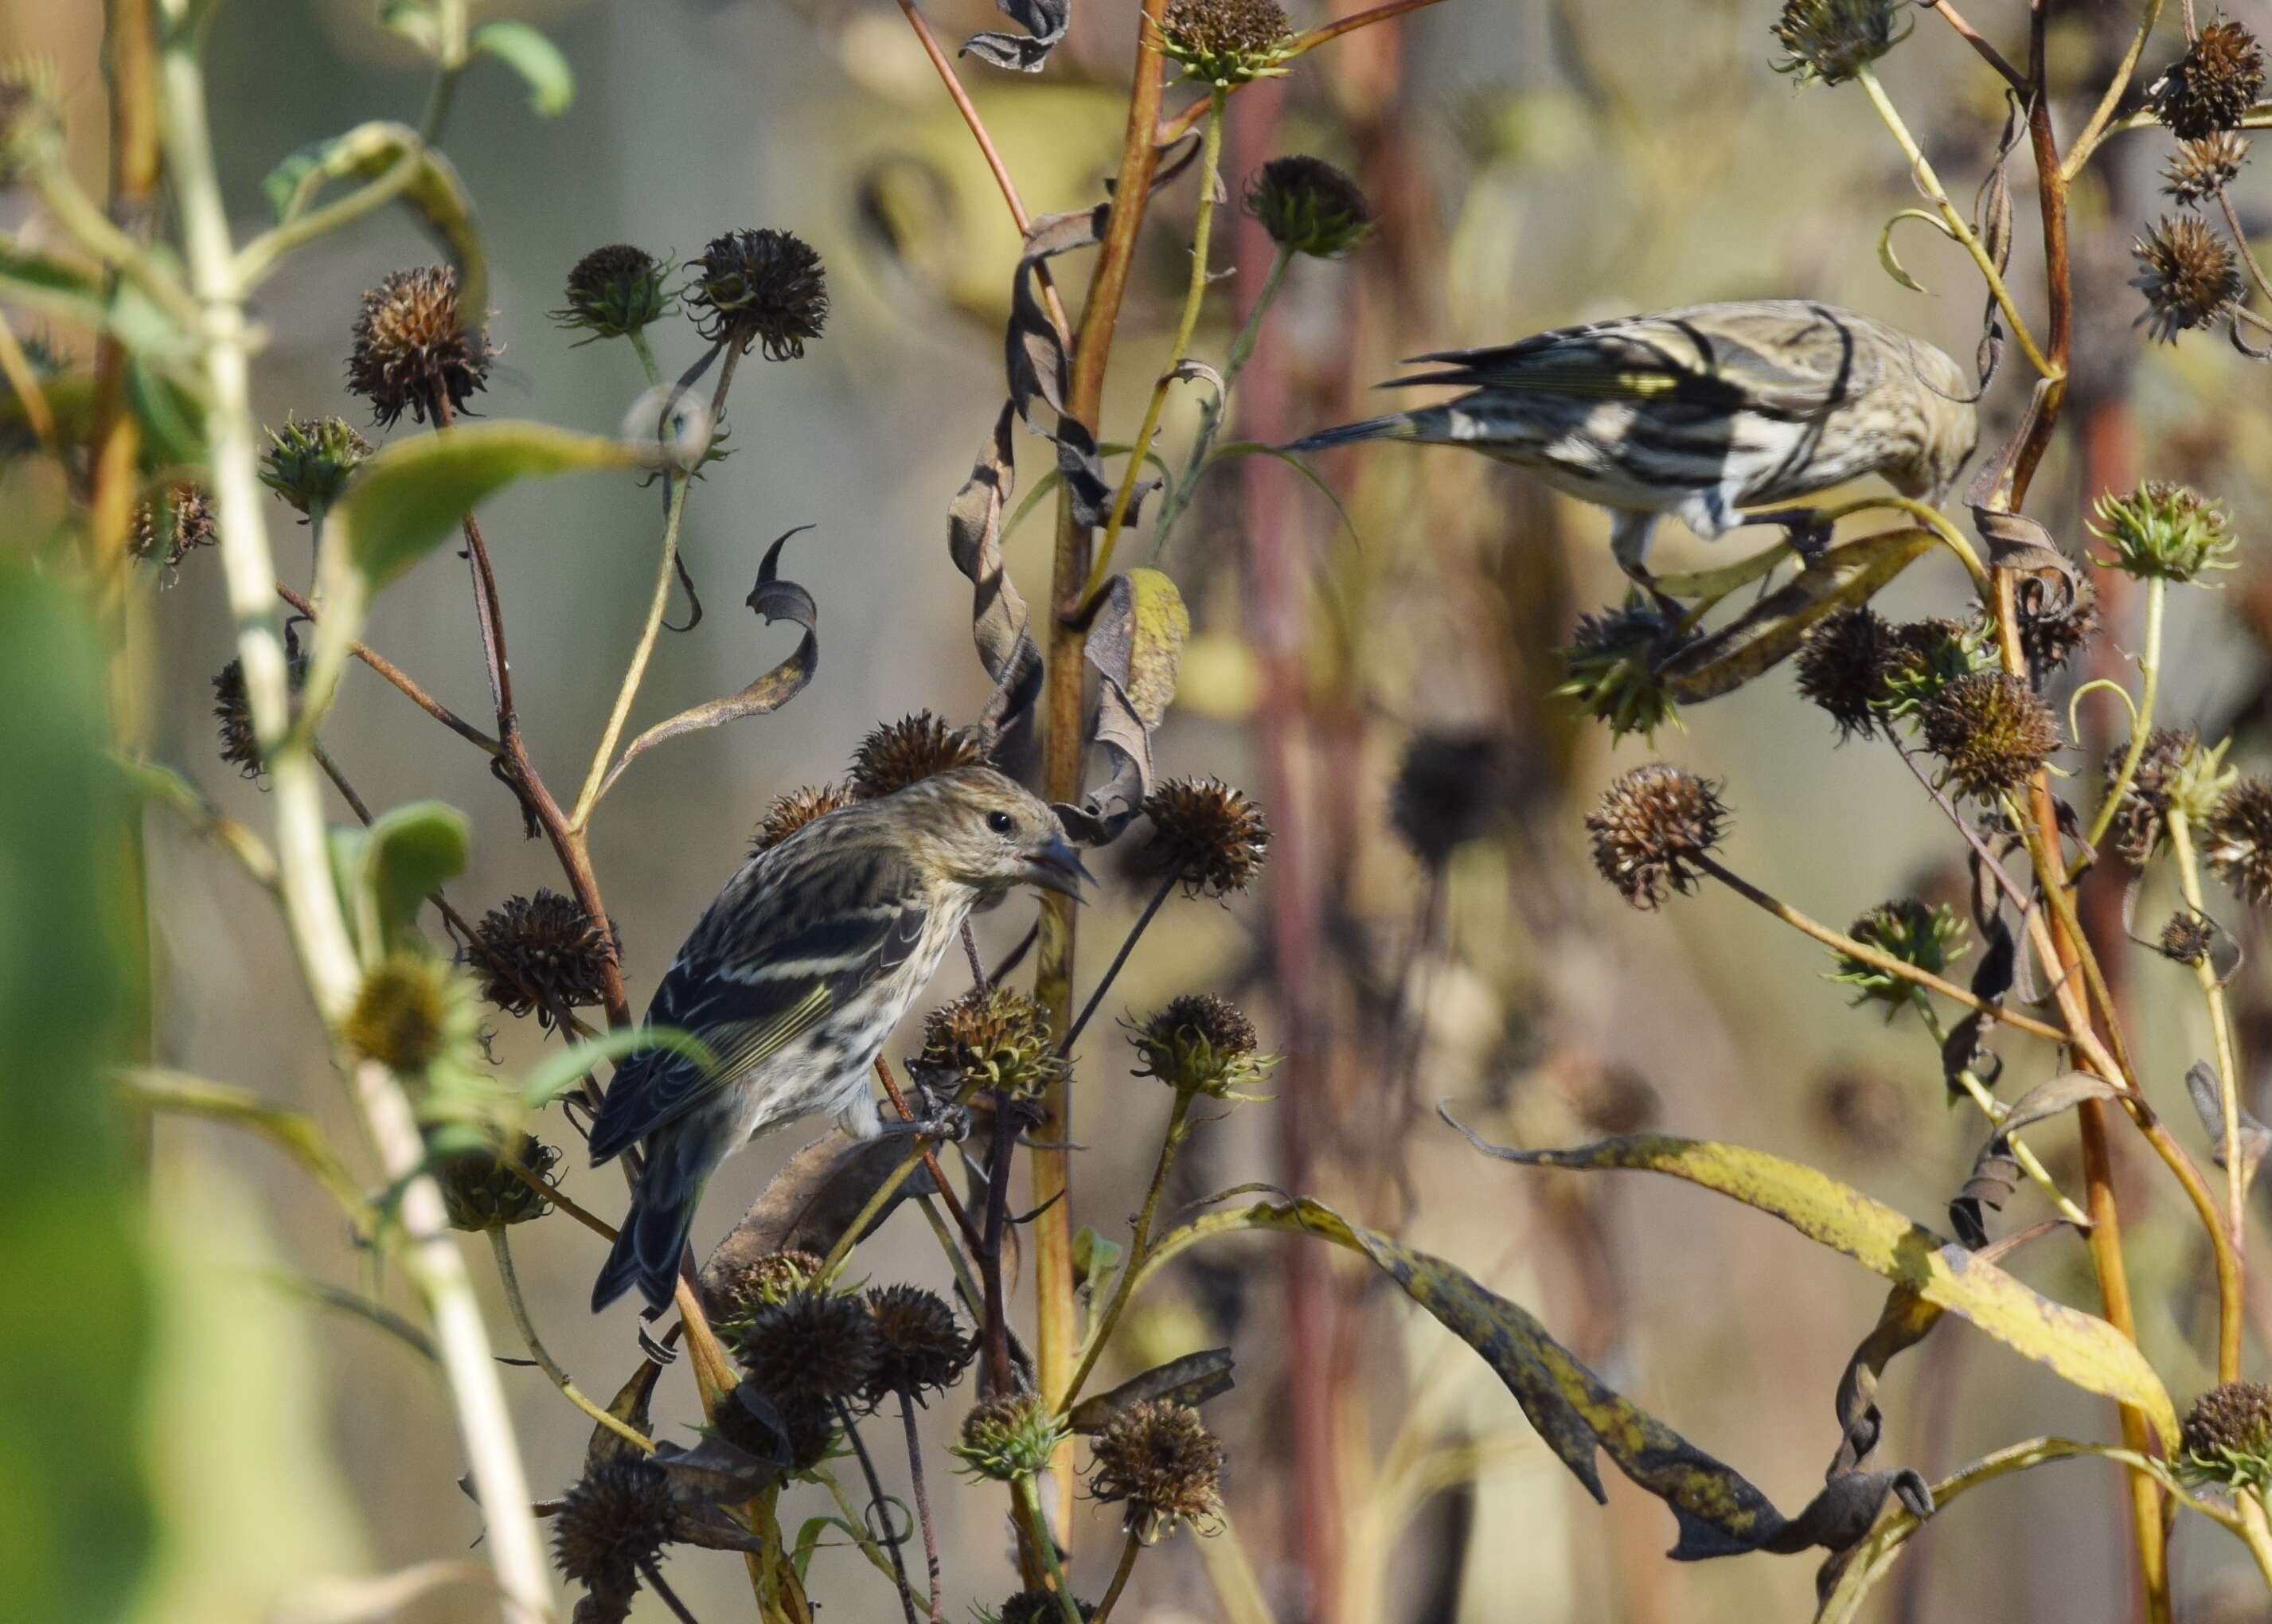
1062, 872, 1178, 1053
2062, 0, 2171, 180
898, 1393, 946, 1623
2169, 810, 2249, 1284
489, 1226, 657, 1452
1091, 1531, 1144, 1624
1064, 1090, 1194, 1404
1013, 1475, 1089, 1624
835, 1400, 920, 1624
643, 1560, 705, 1624
1083, 86, 1229, 607
2081, 577, 2165, 862
275, 583, 504, 755
1153, 243, 1294, 550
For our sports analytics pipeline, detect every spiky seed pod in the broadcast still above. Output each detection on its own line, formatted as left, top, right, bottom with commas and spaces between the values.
213, 629, 308, 781
554, 243, 674, 341
2179, 1380, 2272, 1488
1154, 0, 1297, 85
470, 889, 617, 1025
2104, 727, 2200, 866
1919, 673, 2059, 801
1389, 730, 1517, 865
132, 484, 217, 576
2157, 18, 2267, 140
707, 1249, 828, 1326
1794, 605, 1895, 740
1087, 1400, 1226, 1543
1244, 156, 1376, 259
1585, 765, 1728, 910
686, 228, 828, 360
919, 986, 1065, 1099
1878, 617, 1982, 718
342, 951, 456, 1072
2133, 217, 2244, 342
435, 1134, 559, 1231
996, 1592, 1099, 1624
751, 783, 855, 853
730, 1289, 882, 1401
1129, 994, 1275, 1100
1555, 599, 1682, 741
2090, 480, 2239, 582
861, 1284, 974, 1403
952, 1394, 1068, 1482
2208, 778, 2272, 904
2165, 132, 2251, 205
552, 1454, 677, 1605
848, 712, 988, 800
345, 266, 492, 427
2016, 571, 2099, 680
1814, 1065, 1912, 1158
1770, 0, 1909, 85
715, 1383, 838, 1472
1138, 777, 1271, 899
1829, 899, 1969, 1012
260, 414, 371, 515
2161, 911, 2215, 966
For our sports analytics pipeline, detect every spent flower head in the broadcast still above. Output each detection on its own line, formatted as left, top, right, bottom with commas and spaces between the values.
2133, 217, 2244, 342
751, 782, 854, 853
2105, 727, 2204, 866
132, 484, 216, 580
470, 888, 617, 1026
1138, 778, 1271, 899
953, 1394, 1067, 1482
1154, 0, 1298, 86
2208, 777, 2272, 904
435, 1134, 558, 1232
552, 1454, 677, 1610
554, 243, 674, 342
2165, 132, 2251, 205
861, 1284, 974, 1403
1245, 156, 1375, 258
2179, 1380, 2272, 1489
849, 711, 987, 799
346, 265, 492, 427
1919, 672, 2059, 801
1829, 899, 1968, 1015
728, 1288, 881, 1402
2090, 480, 2239, 582
212, 627, 307, 781
1389, 729, 1519, 865
1794, 604, 1895, 740
1129, 994, 1274, 1100
260, 414, 370, 516
707, 1249, 827, 1325
1087, 1400, 1226, 1543
1556, 598, 1684, 742
686, 228, 828, 360
342, 950, 480, 1078
2157, 18, 2267, 140
1770, 0, 1910, 86
994, 1593, 1099, 1624
1586, 765, 1727, 909
2014, 571, 2100, 681
920, 986, 1064, 1099
2161, 909, 2216, 966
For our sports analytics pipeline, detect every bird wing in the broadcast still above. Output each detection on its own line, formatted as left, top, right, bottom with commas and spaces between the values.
587, 845, 930, 1162
1388, 303, 1870, 421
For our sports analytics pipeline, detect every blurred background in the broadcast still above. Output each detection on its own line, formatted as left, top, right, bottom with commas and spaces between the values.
11, 0, 2272, 1618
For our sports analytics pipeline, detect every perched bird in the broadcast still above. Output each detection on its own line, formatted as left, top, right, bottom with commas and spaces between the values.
588, 767, 1088, 1312
1292, 300, 1977, 597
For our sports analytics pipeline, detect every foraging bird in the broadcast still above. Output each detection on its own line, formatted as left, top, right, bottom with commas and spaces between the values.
1292, 300, 1977, 596
589, 767, 1089, 1312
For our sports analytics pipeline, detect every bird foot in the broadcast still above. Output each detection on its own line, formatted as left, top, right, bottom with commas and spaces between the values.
877, 1103, 973, 1145
1780, 511, 1834, 567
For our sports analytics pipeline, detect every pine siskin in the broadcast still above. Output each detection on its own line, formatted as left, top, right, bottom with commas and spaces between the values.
589, 767, 1090, 1312
1292, 300, 1977, 599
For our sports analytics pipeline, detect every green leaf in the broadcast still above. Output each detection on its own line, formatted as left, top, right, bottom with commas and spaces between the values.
378, 0, 442, 54
1443, 1119, 2180, 1448
1205, 441, 1361, 545
471, 21, 576, 115
1876, 209, 1953, 296
523, 1025, 716, 1109
358, 801, 469, 954
260, 122, 486, 319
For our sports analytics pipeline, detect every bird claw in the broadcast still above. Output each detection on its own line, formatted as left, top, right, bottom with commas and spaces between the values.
878, 1103, 972, 1145
1782, 511, 1834, 568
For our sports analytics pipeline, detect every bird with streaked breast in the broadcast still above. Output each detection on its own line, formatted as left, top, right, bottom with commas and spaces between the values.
1291, 299, 1977, 602
588, 766, 1089, 1314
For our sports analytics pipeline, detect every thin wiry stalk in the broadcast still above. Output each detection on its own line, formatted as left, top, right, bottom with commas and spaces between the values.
489, 1226, 657, 1453
835, 1399, 920, 1624
1091, 1531, 1143, 1624
1063, 871, 1179, 1053
898, 1393, 946, 1623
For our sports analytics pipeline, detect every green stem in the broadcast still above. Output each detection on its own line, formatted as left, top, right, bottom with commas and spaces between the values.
1013, 1475, 1088, 1624
1064, 1090, 1193, 1405
1081, 86, 1229, 607
26, 158, 205, 331
232, 148, 427, 293
2169, 810, 2249, 1259
487, 1227, 657, 1453
2080, 576, 2166, 865
818, 1144, 931, 1285
1152, 242, 1294, 550
1091, 1531, 1143, 1624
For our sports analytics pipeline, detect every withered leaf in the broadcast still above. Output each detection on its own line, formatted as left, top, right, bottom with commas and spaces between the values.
1067, 1347, 1235, 1433
961, 0, 1071, 72
2185, 1060, 2272, 1190
587, 1360, 662, 1467
1056, 568, 1189, 845
1951, 1072, 2118, 1247
700, 1127, 939, 1300
951, 403, 1044, 775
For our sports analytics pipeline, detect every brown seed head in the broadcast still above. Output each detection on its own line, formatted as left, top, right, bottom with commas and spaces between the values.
730, 1289, 881, 1402
2158, 19, 2267, 140
1157, 0, 1297, 84
1794, 604, 1895, 740
861, 1283, 974, 1403
471, 889, 616, 1025
707, 1249, 828, 1325
132, 484, 216, 578
555, 243, 673, 340
2165, 132, 2251, 204
2181, 1380, 2272, 1486
552, 1454, 677, 1603
1919, 672, 2059, 801
2133, 216, 2244, 342
953, 1394, 1067, 1482
686, 228, 828, 360
2161, 910, 2216, 965
849, 712, 988, 799
2106, 727, 2199, 866
919, 986, 1064, 1099
2208, 778, 2272, 904
1245, 155, 1375, 258
1087, 1400, 1226, 1543
1390, 729, 1519, 865
346, 266, 492, 427
1138, 777, 1271, 899
1129, 994, 1273, 1100
1585, 765, 1727, 909
752, 783, 854, 853
2015, 570, 2099, 680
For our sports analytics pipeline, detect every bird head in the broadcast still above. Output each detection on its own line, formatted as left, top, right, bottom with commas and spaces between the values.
900, 767, 1092, 900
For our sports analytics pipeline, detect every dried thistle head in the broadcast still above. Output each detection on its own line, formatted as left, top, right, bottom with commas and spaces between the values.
1829, 900, 1968, 1013
2208, 778, 2272, 904
1389, 729, 1518, 865
861, 1283, 974, 1403
2158, 18, 2267, 140
2180, 1380, 2272, 1488
849, 712, 988, 799
1770, 0, 1909, 86
728, 1288, 881, 1402
2090, 480, 2239, 582
751, 782, 854, 853
346, 265, 492, 427
919, 986, 1064, 1099
2104, 727, 2200, 865
552, 1454, 678, 1607
435, 1134, 557, 1232
1556, 599, 1682, 742
994, 1592, 1099, 1624
1919, 672, 2059, 801
2161, 909, 2215, 966
1878, 617, 1985, 719
1245, 155, 1375, 258
132, 484, 216, 579
1138, 778, 1271, 899
952, 1394, 1068, 1482
1129, 994, 1274, 1101
1154, 0, 1298, 85
260, 415, 370, 516
2165, 132, 2251, 205
554, 243, 673, 341
470, 888, 616, 1026
707, 1249, 827, 1325
1794, 604, 1894, 740
1087, 1400, 1225, 1543
2016, 571, 2100, 680
1585, 764, 1727, 909
2133, 217, 2244, 342
686, 228, 828, 360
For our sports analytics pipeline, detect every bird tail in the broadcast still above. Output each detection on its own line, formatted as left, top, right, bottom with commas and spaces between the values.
591, 1154, 702, 1314
1283, 412, 1423, 454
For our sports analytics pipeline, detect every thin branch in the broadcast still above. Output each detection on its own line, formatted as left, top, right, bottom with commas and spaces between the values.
1063, 871, 1178, 1053
1921, 0, 2030, 92
277, 583, 502, 756
898, 1393, 946, 1624
835, 1399, 921, 1624
489, 1227, 658, 1453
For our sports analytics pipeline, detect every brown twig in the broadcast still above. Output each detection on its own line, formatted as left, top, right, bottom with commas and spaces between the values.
275, 583, 503, 756
898, 1393, 946, 1624
875, 1056, 986, 1255
1921, 0, 2031, 92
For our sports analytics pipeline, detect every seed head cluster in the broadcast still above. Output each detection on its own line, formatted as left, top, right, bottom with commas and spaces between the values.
132, 484, 216, 577
554, 243, 673, 341
2160, 910, 2215, 966
1919, 672, 2059, 801
2133, 217, 2244, 342
1770, 0, 1909, 86
1830, 899, 1968, 1012
435, 1134, 558, 1232
1087, 1400, 1226, 1542
729, 1288, 881, 1401
552, 1454, 677, 1608
1129, 994, 1273, 1100
708, 1249, 826, 1325
919, 986, 1064, 1099
953, 1394, 1067, 1482
260, 414, 370, 515
2208, 778, 2272, 904
2180, 1380, 2272, 1489
2104, 727, 2200, 866
346, 265, 492, 427
470, 889, 617, 1025
1245, 156, 1376, 259
849, 712, 989, 800
861, 1283, 974, 1403
2165, 132, 2251, 205
1155, 0, 1297, 85
1390, 729, 1519, 865
1586, 765, 1727, 909
2090, 480, 2239, 581
1556, 599, 1681, 741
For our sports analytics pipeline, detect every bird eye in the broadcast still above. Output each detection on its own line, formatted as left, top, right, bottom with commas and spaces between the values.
986, 810, 1015, 834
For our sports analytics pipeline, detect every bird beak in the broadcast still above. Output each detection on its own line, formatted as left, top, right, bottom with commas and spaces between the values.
1024, 833, 1094, 900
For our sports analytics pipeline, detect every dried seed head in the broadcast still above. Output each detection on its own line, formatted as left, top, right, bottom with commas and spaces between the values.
1814, 1065, 1912, 1158
686, 228, 828, 360
342, 951, 455, 1073
1129, 994, 1275, 1101
2165, 132, 2251, 204
953, 1394, 1068, 1482
861, 1283, 974, 1403
2104, 727, 2200, 865
2157, 19, 2267, 140
2208, 778, 2272, 904
1556, 599, 1682, 742
555, 243, 674, 341
1138, 777, 1271, 899
1244, 156, 1376, 258
707, 1249, 828, 1325
260, 414, 371, 516
2015, 570, 2099, 680
1389, 729, 1518, 865
2180, 1380, 2272, 1488
345, 266, 492, 427
552, 1454, 677, 1605
1919, 672, 2060, 801
132, 484, 216, 580
2161, 910, 2215, 965
996, 1591, 1099, 1624
1155, 0, 1297, 85
1585, 764, 1728, 909
435, 1134, 558, 1231
919, 986, 1064, 1099
849, 712, 989, 799
729, 1288, 880, 1402
751, 782, 854, 854
1087, 1400, 1226, 1543
1878, 617, 1984, 717
2090, 480, 2239, 582
1770, 0, 1909, 86
470, 888, 617, 1026
0, 58, 61, 182
2133, 216, 2244, 342
1794, 604, 1895, 740
1829, 899, 1969, 1013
